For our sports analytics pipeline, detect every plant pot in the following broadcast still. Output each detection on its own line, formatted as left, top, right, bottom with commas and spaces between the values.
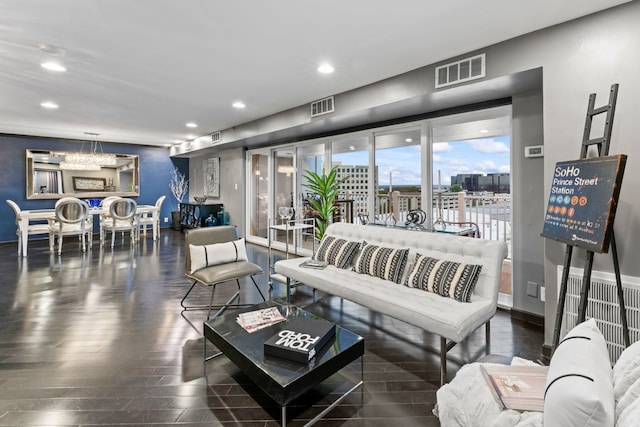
171, 210, 182, 231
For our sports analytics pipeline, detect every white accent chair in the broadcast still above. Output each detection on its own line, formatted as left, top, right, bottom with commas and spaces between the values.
48, 197, 93, 255
6, 199, 50, 256
139, 195, 166, 240
100, 198, 139, 247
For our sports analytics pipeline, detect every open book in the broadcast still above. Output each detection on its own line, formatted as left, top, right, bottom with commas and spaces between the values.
481, 364, 548, 412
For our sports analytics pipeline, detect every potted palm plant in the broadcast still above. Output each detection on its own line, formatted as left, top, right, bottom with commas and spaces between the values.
169, 167, 189, 230
303, 166, 349, 240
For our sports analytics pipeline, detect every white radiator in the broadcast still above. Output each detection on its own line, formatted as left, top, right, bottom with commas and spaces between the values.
558, 266, 640, 362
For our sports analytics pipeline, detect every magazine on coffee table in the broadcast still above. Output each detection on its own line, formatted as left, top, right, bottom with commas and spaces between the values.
481, 364, 548, 412
236, 307, 286, 333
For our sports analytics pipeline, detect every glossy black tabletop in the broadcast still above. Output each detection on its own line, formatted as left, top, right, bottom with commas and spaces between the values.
203, 300, 365, 406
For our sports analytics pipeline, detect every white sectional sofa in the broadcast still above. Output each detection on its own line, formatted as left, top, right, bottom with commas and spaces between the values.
274, 222, 508, 384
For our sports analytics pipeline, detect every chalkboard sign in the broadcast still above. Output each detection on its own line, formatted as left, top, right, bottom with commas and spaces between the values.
541, 154, 626, 253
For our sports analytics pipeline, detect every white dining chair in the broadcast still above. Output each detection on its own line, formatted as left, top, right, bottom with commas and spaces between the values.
100, 198, 139, 247
139, 195, 166, 240
48, 197, 93, 255
6, 199, 50, 256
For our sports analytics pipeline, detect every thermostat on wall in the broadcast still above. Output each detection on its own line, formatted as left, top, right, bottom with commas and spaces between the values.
525, 145, 544, 158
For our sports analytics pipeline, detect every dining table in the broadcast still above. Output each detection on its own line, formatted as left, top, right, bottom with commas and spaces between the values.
18, 204, 159, 257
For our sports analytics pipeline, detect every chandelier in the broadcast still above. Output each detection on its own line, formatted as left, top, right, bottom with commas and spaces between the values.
59, 132, 117, 170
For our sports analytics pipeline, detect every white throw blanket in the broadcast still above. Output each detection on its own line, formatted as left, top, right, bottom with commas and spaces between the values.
435, 358, 543, 427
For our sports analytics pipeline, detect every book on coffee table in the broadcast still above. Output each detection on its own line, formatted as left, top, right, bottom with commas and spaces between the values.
299, 259, 327, 269
481, 364, 548, 412
264, 317, 336, 363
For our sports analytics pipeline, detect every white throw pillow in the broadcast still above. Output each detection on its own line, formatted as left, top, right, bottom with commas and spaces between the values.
189, 238, 248, 274
544, 318, 614, 427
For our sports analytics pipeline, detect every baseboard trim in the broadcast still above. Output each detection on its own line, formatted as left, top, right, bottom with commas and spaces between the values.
509, 308, 544, 328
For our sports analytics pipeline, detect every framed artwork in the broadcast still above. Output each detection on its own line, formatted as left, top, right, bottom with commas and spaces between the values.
72, 176, 106, 191
541, 154, 626, 254
204, 157, 220, 198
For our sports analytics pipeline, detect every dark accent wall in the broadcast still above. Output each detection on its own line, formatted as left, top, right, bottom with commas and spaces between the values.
0, 134, 188, 243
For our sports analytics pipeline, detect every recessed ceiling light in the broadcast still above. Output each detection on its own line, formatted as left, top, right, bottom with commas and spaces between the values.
317, 63, 335, 74
40, 101, 59, 109
405, 138, 413, 143
480, 129, 489, 133
41, 61, 67, 72
232, 101, 246, 109
186, 122, 197, 128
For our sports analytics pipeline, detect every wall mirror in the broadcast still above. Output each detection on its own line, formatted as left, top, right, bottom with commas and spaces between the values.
26, 149, 140, 199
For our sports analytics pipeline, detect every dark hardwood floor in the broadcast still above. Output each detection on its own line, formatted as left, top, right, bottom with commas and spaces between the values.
0, 229, 543, 426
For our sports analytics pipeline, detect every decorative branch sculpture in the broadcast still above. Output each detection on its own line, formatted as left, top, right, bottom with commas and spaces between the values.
169, 167, 189, 207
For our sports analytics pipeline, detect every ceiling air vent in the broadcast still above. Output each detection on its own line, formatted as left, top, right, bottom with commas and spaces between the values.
310, 96, 334, 118
211, 131, 221, 144
435, 53, 485, 89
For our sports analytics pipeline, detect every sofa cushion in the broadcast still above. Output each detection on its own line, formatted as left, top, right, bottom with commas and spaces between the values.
189, 238, 248, 274
404, 254, 482, 302
315, 236, 360, 268
543, 318, 614, 427
352, 241, 409, 284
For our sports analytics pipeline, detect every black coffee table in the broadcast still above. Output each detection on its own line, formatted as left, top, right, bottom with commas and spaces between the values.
203, 300, 365, 425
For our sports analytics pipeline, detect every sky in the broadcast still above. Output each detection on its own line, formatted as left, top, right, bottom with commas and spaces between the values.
333, 135, 510, 186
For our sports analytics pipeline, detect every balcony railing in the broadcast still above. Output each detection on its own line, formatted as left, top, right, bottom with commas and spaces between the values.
332, 191, 510, 244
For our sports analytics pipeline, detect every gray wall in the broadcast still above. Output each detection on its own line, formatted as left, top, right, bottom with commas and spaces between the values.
188, 147, 246, 236
181, 2, 640, 346
511, 89, 545, 315
534, 4, 640, 343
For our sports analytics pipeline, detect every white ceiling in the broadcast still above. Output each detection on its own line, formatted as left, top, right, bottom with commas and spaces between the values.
0, 0, 631, 147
